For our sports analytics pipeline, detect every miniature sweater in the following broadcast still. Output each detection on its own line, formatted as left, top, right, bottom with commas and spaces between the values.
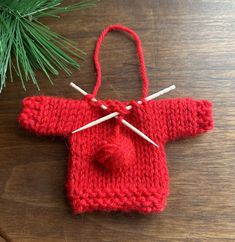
18, 25, 213, 214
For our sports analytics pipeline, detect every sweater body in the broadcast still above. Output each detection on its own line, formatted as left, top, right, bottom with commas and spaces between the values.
19, 96, 213, 213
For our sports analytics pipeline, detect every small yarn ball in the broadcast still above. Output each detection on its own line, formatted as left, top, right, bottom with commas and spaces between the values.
95, 135, 135, 171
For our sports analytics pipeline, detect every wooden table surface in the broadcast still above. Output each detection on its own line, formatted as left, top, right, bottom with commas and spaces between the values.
0, 0, 235, 241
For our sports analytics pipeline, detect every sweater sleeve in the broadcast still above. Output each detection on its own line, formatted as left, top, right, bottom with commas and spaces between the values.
18, 96, 86, 137
159, 98, 213, 142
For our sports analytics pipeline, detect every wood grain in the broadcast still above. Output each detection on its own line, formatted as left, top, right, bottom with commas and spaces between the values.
0, 0, 235, 241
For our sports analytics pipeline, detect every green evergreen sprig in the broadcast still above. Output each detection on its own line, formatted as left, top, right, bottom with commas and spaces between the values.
0, 0, 96, 92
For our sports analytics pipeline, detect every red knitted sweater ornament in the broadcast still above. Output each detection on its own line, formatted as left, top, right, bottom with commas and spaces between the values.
18, 25, 213, 214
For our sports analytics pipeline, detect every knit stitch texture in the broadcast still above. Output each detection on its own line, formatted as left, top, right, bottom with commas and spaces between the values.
18, 96, 213, 213
18, 25, 214, 214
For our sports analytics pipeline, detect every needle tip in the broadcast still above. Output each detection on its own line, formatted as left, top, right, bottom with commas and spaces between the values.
153, 143, 159, 148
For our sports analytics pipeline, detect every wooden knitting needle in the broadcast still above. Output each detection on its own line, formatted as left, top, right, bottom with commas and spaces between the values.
70, 82, 175, 133
70, 82, 161, 147
70, 83, 108, 110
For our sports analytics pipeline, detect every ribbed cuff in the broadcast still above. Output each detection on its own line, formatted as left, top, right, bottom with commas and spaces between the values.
196, 100, 214, 133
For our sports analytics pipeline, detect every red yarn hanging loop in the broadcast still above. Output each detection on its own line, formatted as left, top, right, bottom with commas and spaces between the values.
92, 24, 149, 99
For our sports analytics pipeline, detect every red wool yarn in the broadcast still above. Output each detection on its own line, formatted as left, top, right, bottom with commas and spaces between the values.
95, 133, 135, 171
18, 25, 214, 214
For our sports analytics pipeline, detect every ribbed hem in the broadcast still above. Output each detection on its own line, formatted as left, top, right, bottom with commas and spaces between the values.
67, 187, 169, 214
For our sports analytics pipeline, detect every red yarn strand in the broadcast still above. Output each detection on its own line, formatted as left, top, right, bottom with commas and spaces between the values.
93, 25, 149, 99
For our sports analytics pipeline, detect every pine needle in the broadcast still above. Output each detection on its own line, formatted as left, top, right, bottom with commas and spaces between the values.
0, 0, 96, 92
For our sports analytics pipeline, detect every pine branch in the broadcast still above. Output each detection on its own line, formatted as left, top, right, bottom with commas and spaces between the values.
0, 0, 96, 92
